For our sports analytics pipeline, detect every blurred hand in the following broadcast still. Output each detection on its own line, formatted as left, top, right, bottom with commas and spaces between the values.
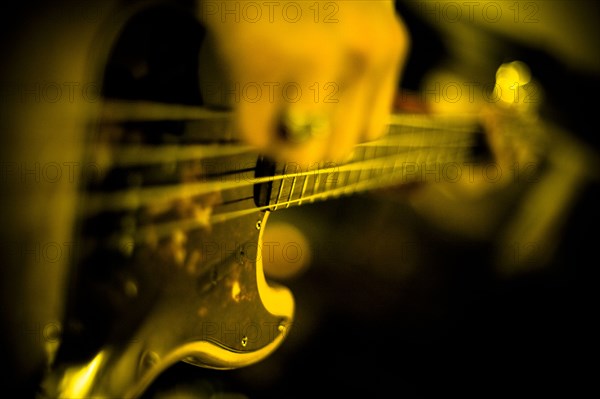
198, 0, 409, 163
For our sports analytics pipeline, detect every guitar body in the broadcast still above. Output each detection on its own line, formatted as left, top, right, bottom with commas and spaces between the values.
1, 1, 292, 397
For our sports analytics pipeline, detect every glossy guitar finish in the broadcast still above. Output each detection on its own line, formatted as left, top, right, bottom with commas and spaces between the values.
1, 1, 294, 397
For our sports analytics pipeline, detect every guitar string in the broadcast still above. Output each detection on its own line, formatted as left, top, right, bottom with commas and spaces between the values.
212, 146, 469, 223
88, 100, 479, 245
128, 150, 467, 245
87, 118, 476, 210
108, 133, 474, 167
82, 140, 474, 217
100, 99, 479, 128
101, 140, 469, 247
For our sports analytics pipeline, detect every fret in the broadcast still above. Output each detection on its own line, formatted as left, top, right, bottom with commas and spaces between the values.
341, 149, 357, 196
272, 165, 287, 210
390, 145, 404, 184
362, 146, 373, 184
352, 146, 366, 194
279, 162, 301, 208
372, 145, 384, 186
375, 145, 387, 182
286, 173, 297, 209
331, 164, 341, 197
350, 168, 360, 195
369, 145, 379, 182
322, 162, 339, 200
342, 169, 353, 195
298, 173, 310, 205
310, 166, 320, 203
264, 119, 477, 210
373, 146, 383, 181
383, 148, 396, 185
390, 151, 402, 183
394, 149, 413, 184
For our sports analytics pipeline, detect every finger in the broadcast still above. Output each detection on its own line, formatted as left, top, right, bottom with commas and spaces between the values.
362, 18, 409, 142
272, 102, 330, 163
234, 88, 280, 151
326, 76, 371, 162
271, 51, 343, 163
362, 61, 398, 142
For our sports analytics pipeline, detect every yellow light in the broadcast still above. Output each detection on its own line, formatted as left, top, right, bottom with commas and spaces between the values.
59, 351, 105, 398
231, 281, 241, 302
495, 61, 533, 105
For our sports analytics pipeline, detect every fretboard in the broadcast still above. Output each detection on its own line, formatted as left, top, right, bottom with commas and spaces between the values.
266, 114, 480, 210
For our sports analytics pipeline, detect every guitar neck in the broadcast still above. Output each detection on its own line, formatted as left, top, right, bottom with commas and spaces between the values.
265, 113, 481, 210
96, 100, 483, 223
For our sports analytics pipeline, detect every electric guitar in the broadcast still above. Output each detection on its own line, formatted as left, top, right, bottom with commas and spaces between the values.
0, 0, 596, 397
